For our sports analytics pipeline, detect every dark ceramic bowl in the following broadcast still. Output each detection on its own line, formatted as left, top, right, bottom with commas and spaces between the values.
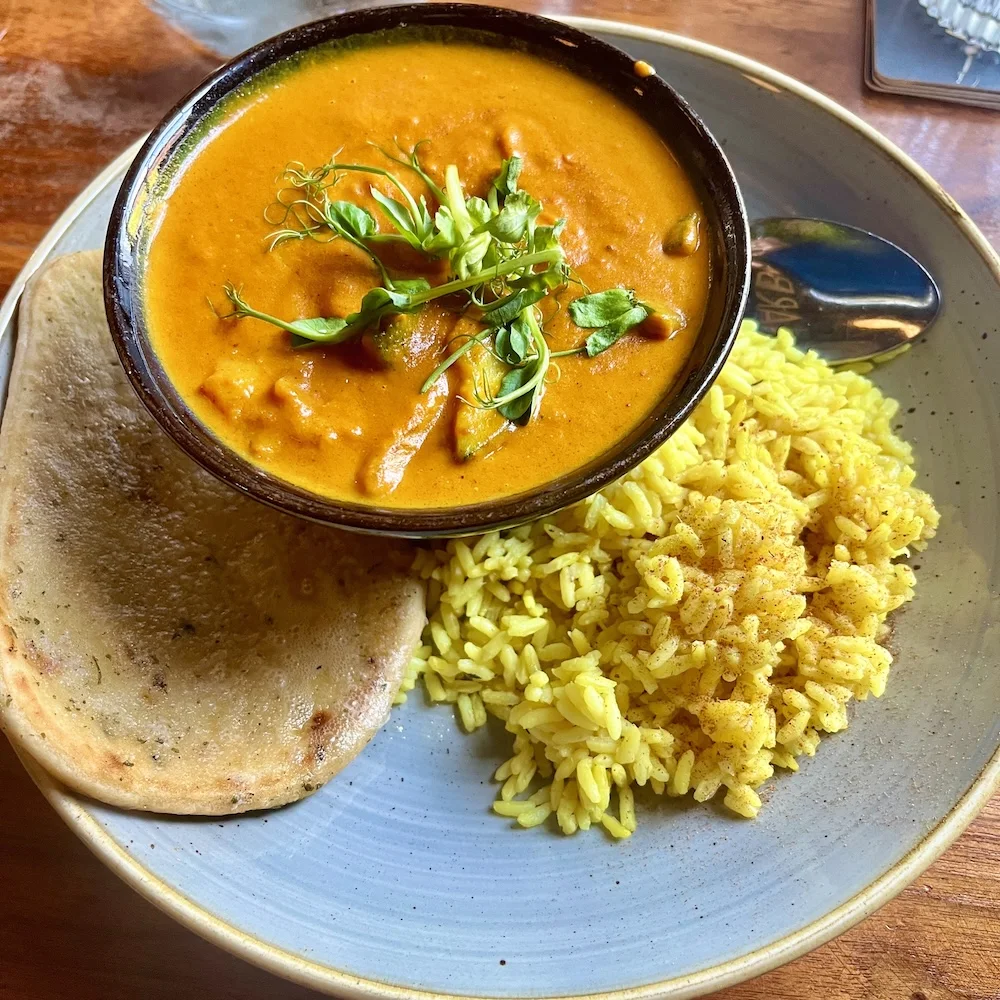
104, 2, 750, 538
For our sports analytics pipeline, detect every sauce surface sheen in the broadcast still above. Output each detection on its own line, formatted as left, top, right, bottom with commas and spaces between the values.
144, 40, 711, 508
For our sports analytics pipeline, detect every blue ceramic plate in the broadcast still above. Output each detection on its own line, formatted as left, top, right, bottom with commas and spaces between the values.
2, 18, 999, 1000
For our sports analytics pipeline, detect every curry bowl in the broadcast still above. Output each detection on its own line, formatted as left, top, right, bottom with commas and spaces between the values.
104, 2, 749, 537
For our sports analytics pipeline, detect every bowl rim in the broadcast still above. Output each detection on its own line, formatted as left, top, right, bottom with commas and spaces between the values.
102, 1, 751, 538
5, 18, 1000, 1000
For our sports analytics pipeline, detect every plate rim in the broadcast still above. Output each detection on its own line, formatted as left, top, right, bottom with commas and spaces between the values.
3, 15, 1000, 1000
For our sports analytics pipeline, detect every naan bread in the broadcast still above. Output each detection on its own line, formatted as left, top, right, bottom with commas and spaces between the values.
0, 252, 425, 814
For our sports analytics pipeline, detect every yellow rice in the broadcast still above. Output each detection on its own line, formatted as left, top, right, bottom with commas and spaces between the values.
401, 322, 940, 836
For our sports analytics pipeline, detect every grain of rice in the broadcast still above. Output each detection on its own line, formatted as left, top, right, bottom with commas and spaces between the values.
601, 812, 632, 839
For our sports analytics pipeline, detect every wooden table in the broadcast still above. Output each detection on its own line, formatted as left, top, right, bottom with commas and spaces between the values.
1, 2, 998, 997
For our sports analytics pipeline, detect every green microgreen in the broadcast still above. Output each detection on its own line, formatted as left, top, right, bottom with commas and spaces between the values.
568, 289, 657, 357
217, 144, 679, 438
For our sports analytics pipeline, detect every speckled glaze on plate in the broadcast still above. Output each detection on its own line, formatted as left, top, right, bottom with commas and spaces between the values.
1, 19, 999, 1000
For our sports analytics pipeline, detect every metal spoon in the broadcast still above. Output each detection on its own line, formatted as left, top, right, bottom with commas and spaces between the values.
747, 218, 940, 365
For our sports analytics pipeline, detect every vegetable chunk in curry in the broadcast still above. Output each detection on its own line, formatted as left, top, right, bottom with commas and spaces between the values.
143, 40, 711, 508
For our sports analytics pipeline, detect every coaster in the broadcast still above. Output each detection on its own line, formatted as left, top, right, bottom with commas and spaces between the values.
866, 0, 1000, 109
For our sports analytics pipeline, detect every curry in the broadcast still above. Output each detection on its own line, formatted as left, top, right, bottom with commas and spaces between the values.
143, 39, 711, 508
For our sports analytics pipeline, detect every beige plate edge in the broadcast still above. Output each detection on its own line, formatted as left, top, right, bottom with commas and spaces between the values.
3, 16, 1000, 1000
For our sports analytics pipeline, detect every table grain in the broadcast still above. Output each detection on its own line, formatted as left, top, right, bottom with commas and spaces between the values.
1, 1, 998, 998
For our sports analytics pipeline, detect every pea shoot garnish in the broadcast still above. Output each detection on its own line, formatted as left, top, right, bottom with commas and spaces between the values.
218, 142, 681, 433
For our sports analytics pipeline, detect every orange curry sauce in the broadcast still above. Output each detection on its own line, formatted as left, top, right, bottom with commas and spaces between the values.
143, 41, 711, 508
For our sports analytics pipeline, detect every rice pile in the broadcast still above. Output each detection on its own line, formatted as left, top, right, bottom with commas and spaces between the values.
402, 322, 940, 837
